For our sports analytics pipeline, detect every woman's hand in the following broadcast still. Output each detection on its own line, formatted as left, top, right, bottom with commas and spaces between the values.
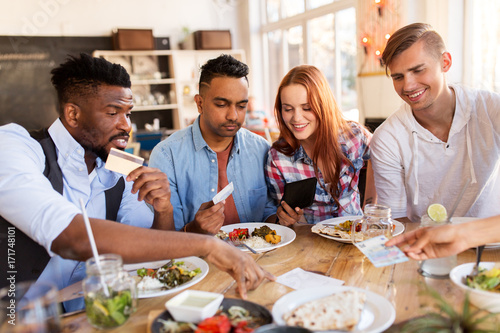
276, 201, 303, 226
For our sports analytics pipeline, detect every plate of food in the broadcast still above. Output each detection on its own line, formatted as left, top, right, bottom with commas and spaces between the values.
151, 297, 273, 333
451, 217, 500, 249
218, 223, 296, 253
124, 256, 208, 299
272, 286, 395, 332
311, 216, 405, 244
450, 262, 500, 312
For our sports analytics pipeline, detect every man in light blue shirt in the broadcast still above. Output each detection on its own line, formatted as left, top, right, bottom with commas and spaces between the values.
150, 55, 277, 233
0, 54, 274, 310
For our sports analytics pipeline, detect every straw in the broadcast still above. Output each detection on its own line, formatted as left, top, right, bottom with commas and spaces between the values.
448, 179, 471, 220
79, 198, 109, 297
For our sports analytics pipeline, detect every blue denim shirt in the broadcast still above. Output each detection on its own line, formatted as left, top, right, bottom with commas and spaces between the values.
149, 117, 277, 230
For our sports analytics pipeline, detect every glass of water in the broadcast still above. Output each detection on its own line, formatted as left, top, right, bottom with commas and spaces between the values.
417, 214, 457, 279
0, 281, 61, 333
351, 204, 394, 244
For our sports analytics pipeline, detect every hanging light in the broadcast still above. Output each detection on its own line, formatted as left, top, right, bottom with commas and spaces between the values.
375, 49, 383, 66
361, 35, 371, 54
374, 0, 385, 16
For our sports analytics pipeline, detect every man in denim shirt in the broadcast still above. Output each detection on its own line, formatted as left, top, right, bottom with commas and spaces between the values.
150, 55, 277, 234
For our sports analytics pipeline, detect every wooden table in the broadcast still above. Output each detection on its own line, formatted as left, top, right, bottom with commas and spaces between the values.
59, 220, 500, 332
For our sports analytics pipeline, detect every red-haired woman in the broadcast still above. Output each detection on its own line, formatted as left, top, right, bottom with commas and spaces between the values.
265, 65, 376, 225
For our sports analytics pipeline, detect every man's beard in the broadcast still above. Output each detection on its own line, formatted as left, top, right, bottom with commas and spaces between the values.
80, 132, 129, 162
93, 145, 110, 162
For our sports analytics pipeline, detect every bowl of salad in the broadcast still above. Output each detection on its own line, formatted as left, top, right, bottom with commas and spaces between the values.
450, 262, 500, 312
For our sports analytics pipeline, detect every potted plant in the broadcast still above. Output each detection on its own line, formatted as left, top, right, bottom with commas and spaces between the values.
401, 285, 499, 332
178, 27, 192, 50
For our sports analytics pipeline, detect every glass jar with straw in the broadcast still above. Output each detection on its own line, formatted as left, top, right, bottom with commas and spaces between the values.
79, 199, 136, 329
82, 254, 137, 329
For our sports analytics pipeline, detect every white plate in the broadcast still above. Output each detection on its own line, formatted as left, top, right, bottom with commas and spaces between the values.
124, 256, 209, 299
220, 223, 296, 253
451, 217, 500, 249
272, 286, 396, 332
312, 216, 405, 243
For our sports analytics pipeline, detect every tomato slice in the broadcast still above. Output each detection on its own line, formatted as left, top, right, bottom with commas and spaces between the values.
229, 228, 249, 241
195, 315, 231, 333
233, 321, 254, 333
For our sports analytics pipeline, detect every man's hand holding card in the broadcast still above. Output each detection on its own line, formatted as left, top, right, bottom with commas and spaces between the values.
105, 148, 173, 223
186, 182, 234, 234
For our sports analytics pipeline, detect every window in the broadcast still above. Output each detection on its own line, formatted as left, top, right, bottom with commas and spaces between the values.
260, 0, 357, 116
465, 0, 500, 92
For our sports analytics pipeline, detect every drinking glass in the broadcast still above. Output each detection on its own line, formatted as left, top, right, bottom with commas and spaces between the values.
83, 254, 136, 329
351, 204, 394, 244
417, 214, 457, 279
0, 281, 61, 333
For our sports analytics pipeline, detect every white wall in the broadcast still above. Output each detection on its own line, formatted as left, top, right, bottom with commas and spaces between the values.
0, 0, 241, 49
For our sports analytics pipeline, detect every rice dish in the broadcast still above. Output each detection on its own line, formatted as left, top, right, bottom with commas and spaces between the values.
243, 236, 272, 249
137, 275, 164, 291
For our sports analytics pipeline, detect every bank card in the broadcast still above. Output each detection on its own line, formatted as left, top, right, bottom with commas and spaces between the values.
212, 182, 234, 204
105, 148, 144, 176
354, 235, 408, 267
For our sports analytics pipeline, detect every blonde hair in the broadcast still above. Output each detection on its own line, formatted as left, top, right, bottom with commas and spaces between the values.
382, 23, 446, 75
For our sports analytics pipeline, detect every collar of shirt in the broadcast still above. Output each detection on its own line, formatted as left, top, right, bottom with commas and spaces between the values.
191, 116, 241, 156
399, 84, 471, 142
292, 145, 313, 164
47, 118, 122, 189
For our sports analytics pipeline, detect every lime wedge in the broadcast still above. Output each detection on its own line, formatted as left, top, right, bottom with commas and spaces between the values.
427, 203, 448, 222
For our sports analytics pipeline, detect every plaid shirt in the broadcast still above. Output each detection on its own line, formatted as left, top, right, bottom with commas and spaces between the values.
265, 122, 372, 223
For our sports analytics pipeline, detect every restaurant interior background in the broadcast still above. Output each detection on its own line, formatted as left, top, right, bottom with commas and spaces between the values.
0, 0, 498, 154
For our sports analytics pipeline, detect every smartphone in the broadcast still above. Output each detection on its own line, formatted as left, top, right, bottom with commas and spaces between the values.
282, 177, 317, 209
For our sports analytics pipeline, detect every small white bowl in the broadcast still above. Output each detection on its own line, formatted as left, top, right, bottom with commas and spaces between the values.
450, 262, 500, 313
165, 290, 224, 323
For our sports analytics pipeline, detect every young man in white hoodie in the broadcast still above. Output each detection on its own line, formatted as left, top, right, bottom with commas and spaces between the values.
370, 23, 500, 222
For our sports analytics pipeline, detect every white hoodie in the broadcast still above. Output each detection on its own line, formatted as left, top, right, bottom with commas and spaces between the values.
371, 84, 500, 222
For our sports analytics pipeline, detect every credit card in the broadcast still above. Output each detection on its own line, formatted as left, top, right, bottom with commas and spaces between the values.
105, 148, 144, 176
212, 182, 234, 204
354, 235, 408, 268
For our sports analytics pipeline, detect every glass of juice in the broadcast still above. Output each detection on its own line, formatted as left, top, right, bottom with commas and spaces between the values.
83, 254, 137, 329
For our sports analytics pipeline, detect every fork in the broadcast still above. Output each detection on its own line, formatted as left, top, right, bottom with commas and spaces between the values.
222, 237, 258, 254
466, 245, 485, 281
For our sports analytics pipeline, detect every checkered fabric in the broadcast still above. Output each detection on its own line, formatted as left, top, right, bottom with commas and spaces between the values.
265, 122, 372, 223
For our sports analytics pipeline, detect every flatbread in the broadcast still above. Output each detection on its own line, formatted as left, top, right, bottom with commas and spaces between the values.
283, 290, 366, 331
312, 224, 363, 242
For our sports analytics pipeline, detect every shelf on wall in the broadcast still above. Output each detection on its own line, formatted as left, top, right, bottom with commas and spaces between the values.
133, 104, 178, 112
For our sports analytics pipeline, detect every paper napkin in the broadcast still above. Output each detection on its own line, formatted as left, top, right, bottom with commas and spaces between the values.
276, 267, 344, 290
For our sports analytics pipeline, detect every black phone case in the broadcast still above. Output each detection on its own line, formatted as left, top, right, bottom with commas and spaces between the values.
282, 177, 317, 209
